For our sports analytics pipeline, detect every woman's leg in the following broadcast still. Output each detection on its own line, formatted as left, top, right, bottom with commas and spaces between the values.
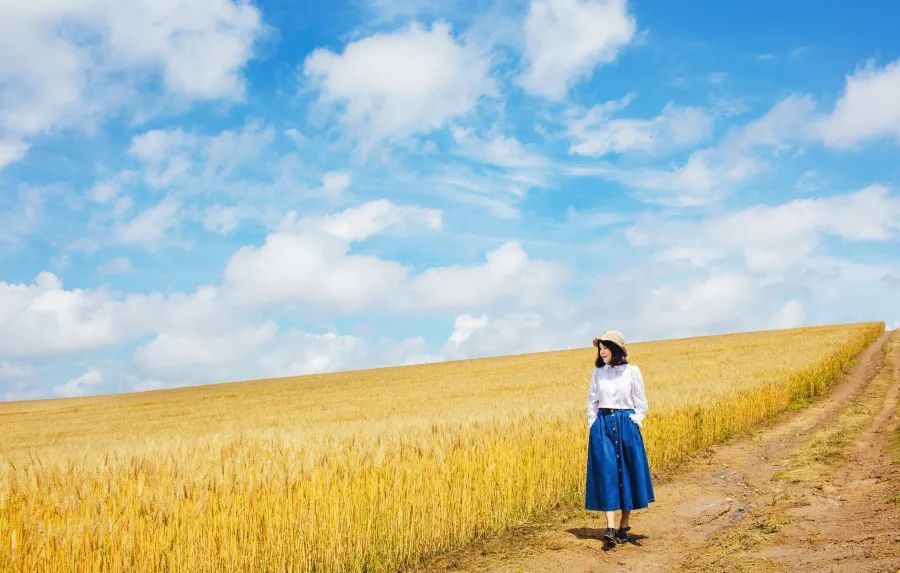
605, 510, 616, 528
619, 509, 631, 528
602, 510, 618, 543
615, 509, 632, 544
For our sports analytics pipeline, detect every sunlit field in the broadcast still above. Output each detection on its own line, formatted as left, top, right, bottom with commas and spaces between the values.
0, 322, 883, 572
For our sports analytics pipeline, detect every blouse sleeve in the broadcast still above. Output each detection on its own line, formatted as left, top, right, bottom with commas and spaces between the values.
629, 365, 648, 427
586, 368, 600, 429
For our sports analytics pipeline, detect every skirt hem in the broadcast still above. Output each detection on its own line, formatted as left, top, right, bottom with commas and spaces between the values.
585, 498, 655, 512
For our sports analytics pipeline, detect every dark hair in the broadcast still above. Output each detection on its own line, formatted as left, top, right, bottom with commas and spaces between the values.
595, 341, 628, 368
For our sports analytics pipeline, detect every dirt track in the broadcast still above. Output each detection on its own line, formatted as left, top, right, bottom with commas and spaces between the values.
413, 330, 900, 573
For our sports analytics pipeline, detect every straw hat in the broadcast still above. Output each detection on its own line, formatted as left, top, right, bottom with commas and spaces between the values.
592, 330, 627, 352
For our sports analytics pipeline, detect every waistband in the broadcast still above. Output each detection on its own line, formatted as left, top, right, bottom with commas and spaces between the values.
597, 407, 634, 416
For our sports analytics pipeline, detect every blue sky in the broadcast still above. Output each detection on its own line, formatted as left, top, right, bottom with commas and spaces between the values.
1, 0, 898, 401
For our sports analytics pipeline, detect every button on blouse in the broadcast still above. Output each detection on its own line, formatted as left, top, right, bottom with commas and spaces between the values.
585, 363, 649, 429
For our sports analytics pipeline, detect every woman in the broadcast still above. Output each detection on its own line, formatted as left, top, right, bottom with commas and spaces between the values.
585, 330, 654, 545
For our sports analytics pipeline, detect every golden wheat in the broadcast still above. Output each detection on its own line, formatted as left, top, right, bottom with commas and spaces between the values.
0, 322, 884, 572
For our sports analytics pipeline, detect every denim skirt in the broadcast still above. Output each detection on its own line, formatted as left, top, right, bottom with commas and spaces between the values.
585, 408, 655, 511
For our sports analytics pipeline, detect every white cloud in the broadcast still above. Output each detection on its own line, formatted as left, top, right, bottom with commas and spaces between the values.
653, 245, 727, 269
119, 286, 256, 340
1, 219, 566, 398
441, 122, 553, 216
729, 93, 816, 149
448, 314, 488, 345
519, 0, 636, 99
225, 203, 563, 313
129, 128, 195, 186
445, 312, 545, 357
799, 258, 900, 321
0, 199, 442, 361
203, 205, 241, 235
814, 59, 900, 148
770, 299, 806, 329
0, 0, 264, 169
303, 21, 495, 152
795, 170, 821, 192
320, 171, 351, 195
709, 184, 900, 270
406, 242, 568, 310
590, 94, 816, 206
201, 121, 277, 177
572, 92, 635, 120
571, 86, 900, 207
134, 322, 278, 382
429, 164, 544, 219
568, 100, 714, 157
129, 122, 275, 187
254, 330, 365, 377
0, 186, 44, 245
115, 196, 183, 248
609, 187, 899, 339
98, 1, 262, 99
563, 269, 779, 343
629, 184, 900, 272
0, 273, 127, 357
130, 322, 435, 390
0, 361, 33, 379
0, 278, 295, 382
223, 235, 560, 314
0, 193, 571, 397
0, 138, 28, 169
451, 249, 895, 356
608, 147, 763, 207
709, 96, 751, 118
313, 199, 442, 242
53, 368, 103, 398
99, 257, 134, 275
112, 197, 134, 218
89, 180, 120, 203
0, 361, 36, 401
441, 306, 593, 360
643, 61, 900, 159
632, 273, 764, 337
642, 273, 757, 324
450, 126, 548, 169
224, 231, 410, 311
125, 291, 440, 389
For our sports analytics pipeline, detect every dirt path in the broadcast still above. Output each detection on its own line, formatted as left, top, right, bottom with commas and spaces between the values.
412, 331, 900, 573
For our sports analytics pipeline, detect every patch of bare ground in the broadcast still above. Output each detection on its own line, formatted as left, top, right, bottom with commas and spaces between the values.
409, 330, 899, 573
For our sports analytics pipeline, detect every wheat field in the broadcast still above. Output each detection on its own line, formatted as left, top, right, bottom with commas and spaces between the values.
0, 322, 884, 572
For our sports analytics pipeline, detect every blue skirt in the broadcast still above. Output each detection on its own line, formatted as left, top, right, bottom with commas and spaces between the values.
585, 408, 655, 511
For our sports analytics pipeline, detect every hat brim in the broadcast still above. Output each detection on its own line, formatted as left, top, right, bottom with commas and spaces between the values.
595, 338, 626, 353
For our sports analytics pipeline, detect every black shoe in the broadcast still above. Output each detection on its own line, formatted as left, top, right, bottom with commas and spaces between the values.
601, 527, 617, 544
615, 526, 630, 544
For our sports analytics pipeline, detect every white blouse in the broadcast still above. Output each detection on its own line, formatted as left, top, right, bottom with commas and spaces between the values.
586, 363, 649, 429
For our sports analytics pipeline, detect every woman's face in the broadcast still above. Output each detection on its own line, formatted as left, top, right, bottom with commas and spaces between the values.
598, 343, 612, 364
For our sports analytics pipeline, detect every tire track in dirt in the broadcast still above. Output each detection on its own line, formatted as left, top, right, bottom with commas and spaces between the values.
681, 329, 900, 572
411, 331, 898, 573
